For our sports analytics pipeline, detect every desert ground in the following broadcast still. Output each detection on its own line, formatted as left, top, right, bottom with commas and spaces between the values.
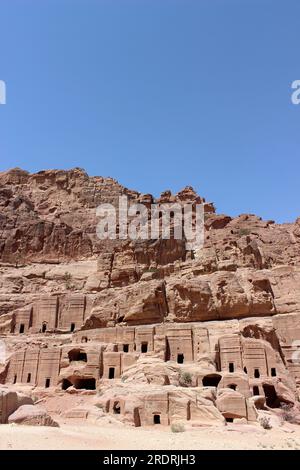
1, 419, 300, 450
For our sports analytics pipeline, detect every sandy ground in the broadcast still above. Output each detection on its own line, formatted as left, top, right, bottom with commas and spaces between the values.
1, 420, 300, 450
2, 390, 300, 450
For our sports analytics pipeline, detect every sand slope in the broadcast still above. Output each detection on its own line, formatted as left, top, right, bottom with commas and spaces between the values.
1, 421, 300, 450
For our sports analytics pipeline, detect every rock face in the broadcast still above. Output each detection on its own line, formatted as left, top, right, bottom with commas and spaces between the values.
1, 167, 300, 428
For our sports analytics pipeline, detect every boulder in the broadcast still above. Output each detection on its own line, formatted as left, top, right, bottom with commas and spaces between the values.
8, 405, 59, 427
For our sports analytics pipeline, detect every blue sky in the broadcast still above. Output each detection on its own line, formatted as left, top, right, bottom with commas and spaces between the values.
0, 0, 299, 222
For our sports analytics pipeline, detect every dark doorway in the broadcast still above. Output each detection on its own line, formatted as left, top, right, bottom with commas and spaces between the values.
225, 417, 234, 423
263, 384, 280, 408
19, 324, 25, 334
243, 367, 247, 374
113, 402, 121, 414
68, 349, 87, 362
202, 374, 221, 387
187, 401, 191, 421
123, 344, 129, 353
133, 408, 141, 427
70, 323, 75, 332
253, 386, 260, 396
165, 339, 171, 361
228, 384, 237, 390
27, 373, 31, 383
177, 353, 184, 364
62, 379, 72, 390
45, 378, 51, 388
141, 342, 148, 353
254, 368, 260, 378
153, 414, 161, 424
229, 362, 234, 372
109, 367, 115, 379
13, 375, 17, 384
74, 378, 96, 390
271, 368, 276, 377
42, 323, 47, 333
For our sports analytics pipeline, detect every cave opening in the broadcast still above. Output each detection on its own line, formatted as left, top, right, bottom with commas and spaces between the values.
62, 379, 72, 390
202, 374, 221, 387
74, 378, 96, 390
228, 384, 237, 391
68, 349, 87, 362
263, 384, 280, 408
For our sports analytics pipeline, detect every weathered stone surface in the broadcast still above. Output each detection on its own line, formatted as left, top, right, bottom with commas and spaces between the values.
8, 404, 59, 427
83, 280, 168, 328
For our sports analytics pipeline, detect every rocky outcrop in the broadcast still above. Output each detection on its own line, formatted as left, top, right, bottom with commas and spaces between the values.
8, 404, 59, 427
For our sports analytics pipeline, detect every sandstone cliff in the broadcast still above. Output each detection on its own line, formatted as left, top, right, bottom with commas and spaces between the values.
1, 167, 300, 429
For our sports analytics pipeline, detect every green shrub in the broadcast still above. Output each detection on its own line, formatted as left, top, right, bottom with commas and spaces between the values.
259, 416, 272, 429
238, 228, 251, 237
94, 402, 104, 409
144, 267, 158, 273
171, 422, 185, 433
179, 371, 192, 387
63, 271, 73, 289
280, 403, 298, 423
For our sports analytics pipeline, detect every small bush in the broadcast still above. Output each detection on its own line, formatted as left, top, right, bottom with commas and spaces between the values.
94, 402, 104, 409
280, 403, 297, 423
63, 271, 73, 290
121, 375, 128, 382
144, 267, 158, 273
171, 422, 185, 433
259, 416, 272, 430
238, 228, 251, 237
179, 371, 192, 387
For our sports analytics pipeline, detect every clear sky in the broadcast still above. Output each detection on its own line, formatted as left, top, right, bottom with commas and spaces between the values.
0, 0, 299, 223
